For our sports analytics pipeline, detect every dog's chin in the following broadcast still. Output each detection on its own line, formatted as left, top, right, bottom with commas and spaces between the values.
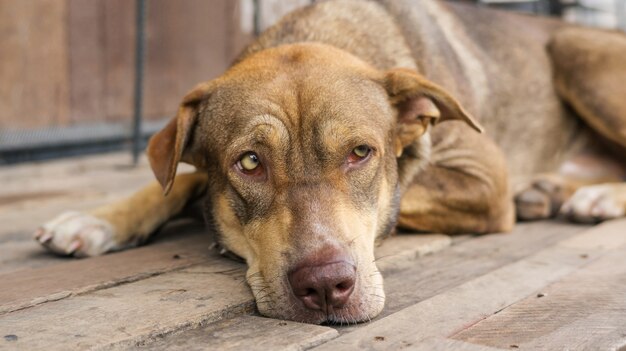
257, 296, 386, 325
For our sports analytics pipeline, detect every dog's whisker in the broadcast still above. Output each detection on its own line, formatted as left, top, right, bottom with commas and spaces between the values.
372, 254, 400, 263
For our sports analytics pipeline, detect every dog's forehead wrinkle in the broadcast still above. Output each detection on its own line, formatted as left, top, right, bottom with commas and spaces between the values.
245, 114, 291, 145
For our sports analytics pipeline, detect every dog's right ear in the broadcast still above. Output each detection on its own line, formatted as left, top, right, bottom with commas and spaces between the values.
382, 68, 483, 156
147, 82, 214, 195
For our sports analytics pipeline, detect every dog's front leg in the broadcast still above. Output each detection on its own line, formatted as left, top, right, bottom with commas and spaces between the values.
398, 122, 515, 234
35, 172, 207, 257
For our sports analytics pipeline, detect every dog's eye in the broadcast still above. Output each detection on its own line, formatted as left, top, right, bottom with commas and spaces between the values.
353, 145, 370, 158
235, 151, 266, 180
238, 152, 261, 172
348, 145, 372, 164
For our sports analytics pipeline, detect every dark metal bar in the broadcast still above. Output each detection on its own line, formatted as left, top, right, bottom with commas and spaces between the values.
253, 0, 261, 36
132, 0, 147, 165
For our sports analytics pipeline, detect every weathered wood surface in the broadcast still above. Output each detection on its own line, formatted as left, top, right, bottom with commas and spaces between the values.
0, 220, 210, 314
453, 220, 626, 350
0, 154, 165, 275
312, 219, 626, 350
1, 153, 625, 350
363, 221, 590, 321
0, 261, 253, 350
455, 247, 626, 350
125, 315, 338, 351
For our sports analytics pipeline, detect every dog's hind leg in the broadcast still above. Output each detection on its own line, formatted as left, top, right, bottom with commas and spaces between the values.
35, 172, 207, 257
397, 121, 515, 234
534, 27, 626, 223
548, 27, 626, 151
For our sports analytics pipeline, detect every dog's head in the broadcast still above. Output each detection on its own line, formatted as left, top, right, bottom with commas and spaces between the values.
147, 43, 480, 324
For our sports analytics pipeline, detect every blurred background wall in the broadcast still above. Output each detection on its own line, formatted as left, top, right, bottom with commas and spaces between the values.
0, 0, 311, 129
0, 0, 623, 164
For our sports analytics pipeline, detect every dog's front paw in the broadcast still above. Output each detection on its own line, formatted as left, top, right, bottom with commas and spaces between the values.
560, 184, 626, 223
34, 211, 118, 257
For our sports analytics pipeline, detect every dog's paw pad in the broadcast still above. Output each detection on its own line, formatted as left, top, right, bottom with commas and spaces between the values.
34, 211, 117, 257
560, 185, 625, 223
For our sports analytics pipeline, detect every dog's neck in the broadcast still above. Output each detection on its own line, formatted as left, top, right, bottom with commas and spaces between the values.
235, 0, 417, 71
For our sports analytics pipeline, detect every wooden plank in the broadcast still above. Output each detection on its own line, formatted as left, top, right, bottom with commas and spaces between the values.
0, 220, 214, 314
0, 240, 73, 275
0, 227, 451, 314
0, 0, 69, 128
559, 217, 626, 250
123, 315, 338, 351
0, 152, 152, 200
317, 247, 589, 350
454, 252, 626, 349
377, 221, 589, 318
0, 153, 195, 243
312, 220, 625, 350
374, 233, 451, 271
400, 337, 503, 351
453, 221, 626, 350
0, 196, 135, 245
0, 262, 253, 350
0, 154, 156, 243
333, 222, 587, 338
0, 230, 450, 348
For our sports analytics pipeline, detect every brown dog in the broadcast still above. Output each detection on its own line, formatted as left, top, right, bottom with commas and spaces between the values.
35, 0, 626, 324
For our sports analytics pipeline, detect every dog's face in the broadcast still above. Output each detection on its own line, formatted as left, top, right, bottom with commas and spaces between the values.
147, 43, 480, 324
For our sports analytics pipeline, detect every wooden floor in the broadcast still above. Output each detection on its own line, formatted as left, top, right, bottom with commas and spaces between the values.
1, 152, 625, 350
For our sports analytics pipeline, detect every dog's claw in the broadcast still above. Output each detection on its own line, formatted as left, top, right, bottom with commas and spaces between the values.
33, 228, 44, 240
67, 240, 82, 255
38, 231, 54, 244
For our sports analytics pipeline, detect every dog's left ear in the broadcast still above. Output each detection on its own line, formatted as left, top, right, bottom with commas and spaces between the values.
383, 68, 483, 156
146, 82, 214, 195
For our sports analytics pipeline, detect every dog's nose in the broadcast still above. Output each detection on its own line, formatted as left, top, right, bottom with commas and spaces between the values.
289, 261, 356, 311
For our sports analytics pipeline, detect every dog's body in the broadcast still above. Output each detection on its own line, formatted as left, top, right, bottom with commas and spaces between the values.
35, 0, 626, 324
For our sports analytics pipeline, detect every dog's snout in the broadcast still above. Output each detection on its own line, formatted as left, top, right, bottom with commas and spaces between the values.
289, 261, 356, 312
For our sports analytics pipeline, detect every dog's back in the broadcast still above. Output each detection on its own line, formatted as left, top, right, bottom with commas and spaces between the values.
241, 0, 590, 180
